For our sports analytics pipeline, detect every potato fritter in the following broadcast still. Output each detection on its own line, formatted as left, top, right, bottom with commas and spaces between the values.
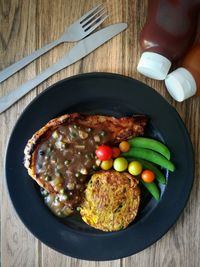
80, 170, 140, 232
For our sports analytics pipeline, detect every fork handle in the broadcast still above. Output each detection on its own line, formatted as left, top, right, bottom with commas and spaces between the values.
0, 38, 62, 83
0, 62, 64, 113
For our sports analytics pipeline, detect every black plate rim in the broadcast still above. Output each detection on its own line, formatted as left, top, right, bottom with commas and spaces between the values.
5, 72, 194, 261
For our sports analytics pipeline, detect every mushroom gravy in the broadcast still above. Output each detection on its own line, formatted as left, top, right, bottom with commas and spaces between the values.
36, 123, 110, 215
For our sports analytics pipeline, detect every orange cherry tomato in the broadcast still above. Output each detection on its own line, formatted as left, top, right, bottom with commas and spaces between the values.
119, 141, 130, 152
112, 147, 121, 158
141, 170, 155, 183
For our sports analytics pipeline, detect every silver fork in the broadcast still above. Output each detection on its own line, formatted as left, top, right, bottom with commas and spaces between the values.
0, 4, 108, 83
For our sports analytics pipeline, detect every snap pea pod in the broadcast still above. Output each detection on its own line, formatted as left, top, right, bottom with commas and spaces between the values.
128, 137, 171, 160
122, 147, 175, 172
127, 158, 166, 184
141, 180, 160, 201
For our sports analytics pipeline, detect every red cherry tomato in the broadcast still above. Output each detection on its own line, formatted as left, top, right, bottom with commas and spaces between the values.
112, 147, 121, 158
96, 145, 113, 161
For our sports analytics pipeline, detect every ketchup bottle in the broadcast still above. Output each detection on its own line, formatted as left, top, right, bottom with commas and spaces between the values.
137, 0, 200, 80
165, 44, 200, 101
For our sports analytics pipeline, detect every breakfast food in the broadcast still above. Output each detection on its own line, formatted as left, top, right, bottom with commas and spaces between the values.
80, 170, 140, 232
24, 113, 147, 215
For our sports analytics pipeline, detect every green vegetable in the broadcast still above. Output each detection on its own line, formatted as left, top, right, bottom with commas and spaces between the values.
100, 131, 106, 136
40, 188, 49, 196
122, 147, 175, 172
75, 172, 81, 178
59, 188, 65, 194
141, 180, 160, 200
44, 175, 52, 181
61, 194, 68, 201
64, 160, 71, 166
92, 165, 98, 170
86, 128, 92, 133
69, 131, 77, 139
127, 158, 166, 184
129, 137, 171, 160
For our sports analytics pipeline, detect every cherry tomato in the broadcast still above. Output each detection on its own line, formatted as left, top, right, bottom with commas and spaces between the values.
141, 170, 155, 183
96, 145, 113, 161
113, 157, 128, 172
101, 159, 113, 170
119, 141, 130, 152
112, 147, 121, 158
128, 161, 143, 176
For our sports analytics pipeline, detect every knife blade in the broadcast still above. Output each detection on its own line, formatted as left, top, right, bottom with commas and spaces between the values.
0, 23, 127, 113
57, 23, 127, 69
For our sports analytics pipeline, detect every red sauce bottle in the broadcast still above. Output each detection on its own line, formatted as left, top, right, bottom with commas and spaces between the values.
165, 44, 200, 101
137, 0, 200, 80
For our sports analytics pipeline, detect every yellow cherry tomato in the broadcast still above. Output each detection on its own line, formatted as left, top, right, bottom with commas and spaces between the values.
101, 158, 113, 170
113, 157, 128, 172
128, 161, 143, 176
119, 141, 130, 152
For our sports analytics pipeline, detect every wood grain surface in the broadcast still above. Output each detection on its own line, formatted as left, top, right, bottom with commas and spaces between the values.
0, 0, 199, 266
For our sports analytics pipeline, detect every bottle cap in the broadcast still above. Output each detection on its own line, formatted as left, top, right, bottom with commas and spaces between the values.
137, 52, 172, 80
165, 67, 197, 102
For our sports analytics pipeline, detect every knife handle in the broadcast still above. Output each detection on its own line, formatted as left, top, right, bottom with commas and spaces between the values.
0, 63, 64, 114
0, 39, 62, 83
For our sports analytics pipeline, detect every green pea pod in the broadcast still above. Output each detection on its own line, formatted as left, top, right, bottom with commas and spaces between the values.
141, 180, 160, 201
122, 147, 175, 172
127, 158, 166, 184
128, 137, 171, 160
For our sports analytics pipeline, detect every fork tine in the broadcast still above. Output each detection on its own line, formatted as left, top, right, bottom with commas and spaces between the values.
78, 4, 103, 23
83, 11, 107, 29
84, 15, 108, 33
81, 7, 105, 26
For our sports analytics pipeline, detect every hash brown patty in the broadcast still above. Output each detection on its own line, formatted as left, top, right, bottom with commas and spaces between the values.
80, 170, 140, 232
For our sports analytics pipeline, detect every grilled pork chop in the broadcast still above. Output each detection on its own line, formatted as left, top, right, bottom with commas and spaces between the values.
24, 113, 147, 215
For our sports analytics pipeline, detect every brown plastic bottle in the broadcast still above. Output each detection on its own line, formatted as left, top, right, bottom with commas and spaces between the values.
165, 44, 200, 101
137, 0, 200, 80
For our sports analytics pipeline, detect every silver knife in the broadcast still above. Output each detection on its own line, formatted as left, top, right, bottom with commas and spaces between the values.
0, 23, 127, 113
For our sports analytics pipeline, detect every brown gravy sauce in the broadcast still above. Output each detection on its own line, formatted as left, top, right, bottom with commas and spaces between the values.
36, 123, 110, 216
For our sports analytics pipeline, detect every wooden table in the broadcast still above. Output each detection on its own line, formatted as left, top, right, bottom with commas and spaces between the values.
1, 1, 200, 266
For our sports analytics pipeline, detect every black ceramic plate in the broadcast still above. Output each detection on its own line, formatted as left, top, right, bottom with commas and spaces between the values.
5, 73, 194, 261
